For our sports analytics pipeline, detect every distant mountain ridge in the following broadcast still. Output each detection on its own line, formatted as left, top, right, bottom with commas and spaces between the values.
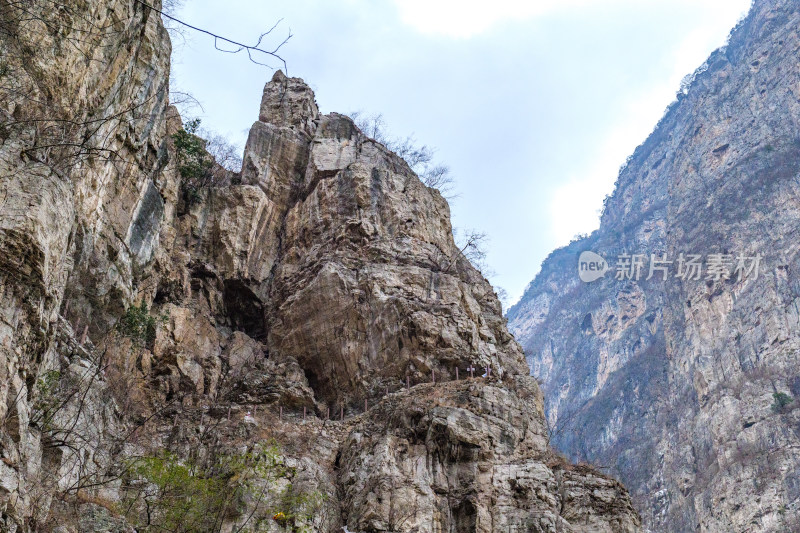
508, 0, 800, 530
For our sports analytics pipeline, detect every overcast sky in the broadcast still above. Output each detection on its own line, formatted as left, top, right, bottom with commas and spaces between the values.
168, 0, 752, 306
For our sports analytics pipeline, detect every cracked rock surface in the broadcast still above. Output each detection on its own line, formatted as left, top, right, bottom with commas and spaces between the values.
0, 1, 640, 531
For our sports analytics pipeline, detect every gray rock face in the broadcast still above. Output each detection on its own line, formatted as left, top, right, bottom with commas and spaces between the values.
508, 0, 800, 531
0, 2, 640, 531
189, 71, 529, 411
338, 379, 639, 533
258, 70, 319, 135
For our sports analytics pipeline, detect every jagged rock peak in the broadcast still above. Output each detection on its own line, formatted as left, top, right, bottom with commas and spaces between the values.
259, 69, 319, 135
0, 0, 643, 529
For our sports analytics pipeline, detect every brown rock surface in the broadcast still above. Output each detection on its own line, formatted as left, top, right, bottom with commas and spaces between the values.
0, 2, 640, 531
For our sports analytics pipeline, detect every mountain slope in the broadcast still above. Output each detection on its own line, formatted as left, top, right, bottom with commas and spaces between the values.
508, 0, 800, 531
0, 1, 640, 530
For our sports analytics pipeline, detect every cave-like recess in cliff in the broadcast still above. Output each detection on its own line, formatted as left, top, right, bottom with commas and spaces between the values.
223, 279, 266, 341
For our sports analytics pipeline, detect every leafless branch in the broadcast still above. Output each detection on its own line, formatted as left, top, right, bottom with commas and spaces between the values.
134, 0, 290, 70
444, 228, 488, 274
351, 111, 456, 198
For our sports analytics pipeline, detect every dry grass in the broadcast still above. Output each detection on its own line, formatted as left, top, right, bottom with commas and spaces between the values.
546, 451, 605, 477
75, 490, 118, 514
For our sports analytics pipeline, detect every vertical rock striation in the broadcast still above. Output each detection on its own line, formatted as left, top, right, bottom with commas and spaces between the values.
0, 0, 175, 529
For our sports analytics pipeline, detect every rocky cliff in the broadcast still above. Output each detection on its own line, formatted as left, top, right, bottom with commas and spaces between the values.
0, 0, 640, 531
508, 0, 800, 531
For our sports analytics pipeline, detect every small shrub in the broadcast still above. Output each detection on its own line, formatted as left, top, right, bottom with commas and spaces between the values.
172, 119, 241, 208
277, 484, 328, 531
117, 302, 160, 349
126, 451, 233, 530
173, 118, 215, 205
772, 391, 793, 412
124, 443, 324, 533
31, 370, 62, 430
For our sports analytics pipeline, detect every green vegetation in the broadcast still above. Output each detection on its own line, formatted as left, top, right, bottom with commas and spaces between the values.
274, 485, 327, 531
31, 370, 62, 430
117, 301, 161, 349
123, 443, 324, 532
172, 118, 215, 205
772, 391, 794, 412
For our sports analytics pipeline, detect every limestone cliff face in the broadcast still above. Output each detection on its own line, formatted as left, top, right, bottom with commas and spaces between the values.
508, 0, 800, 531
142, 71, 640, 533
0, 0, 175, 529
0, 1, 640, 531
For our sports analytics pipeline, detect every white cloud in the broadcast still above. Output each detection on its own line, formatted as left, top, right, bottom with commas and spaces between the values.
393, 0, 589, 38
393, 0, 748, 39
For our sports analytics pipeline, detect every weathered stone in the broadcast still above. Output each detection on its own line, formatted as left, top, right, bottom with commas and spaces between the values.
508, 0, 800, 531
258, 70, 319, 136
0, 1, 641, 530
338, 381, 638, 533
0, 0, 175, 528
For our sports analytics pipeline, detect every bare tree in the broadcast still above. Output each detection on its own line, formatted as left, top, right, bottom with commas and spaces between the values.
351, 111, 455, 198
199, 127, 243, 173
161, 0, 188, 42
494, 286, 510, 309
352, 111, 388, 143
449, 228, 488, 273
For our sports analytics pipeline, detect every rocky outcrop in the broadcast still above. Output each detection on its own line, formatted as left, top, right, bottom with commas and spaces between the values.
508, 0, 800, 531
148, 70, 639, 533
338, 379, 638, 533
0, 1, 640, 531
173, 70, 530, 413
